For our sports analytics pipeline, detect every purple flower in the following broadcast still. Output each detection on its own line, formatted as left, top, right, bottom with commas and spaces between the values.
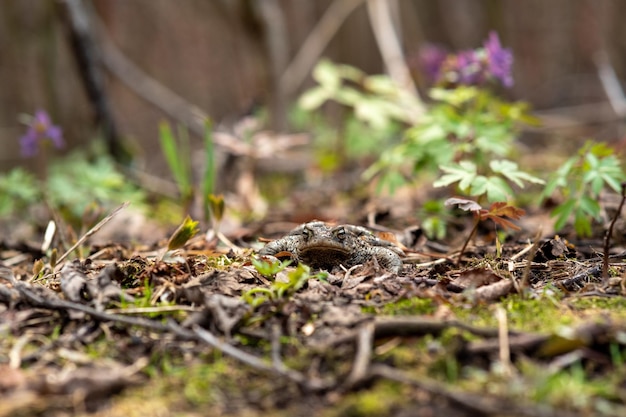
19, 110, 64, 157
455, 50, 486, 85
419, 44, 449, 81
484, 31, 514, 87
419, 31, 514, 88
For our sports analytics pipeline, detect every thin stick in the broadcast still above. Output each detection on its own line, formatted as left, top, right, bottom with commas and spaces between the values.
602, 182, 626, 283
343, 321, 375, 389
366, 0, 425, 118
280, 0, 365, 97
456, 219, 479, 266
594, 51, 626, 118
495, 306, 512, 377
193, 325, 308, 387
55, 202, 129, 266
518, 229, 543, 293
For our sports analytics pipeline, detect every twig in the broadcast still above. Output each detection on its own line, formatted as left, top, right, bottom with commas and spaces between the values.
55, 202, 129, 267
594, 51, 626, 118
456, 218, 480, 266
254, 0, 289, 130
509, 240, 535, 261
105, 305, 202, 315
519, 229, 543, 293
602, 182, 626, 284
193, 324, 315, 389
365, 0, 425, 118
3, 277, 172, 333
495, 306, 512, 377
322, 316, 510, 349
342, 321, 375, 389
94, 15, 251, 156
1, 272, 332, 392
280, 0, 365, 97
557, 266, 602, 291
57, 0, 128, 163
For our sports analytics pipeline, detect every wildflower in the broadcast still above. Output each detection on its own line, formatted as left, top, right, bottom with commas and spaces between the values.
419, 44, 448, 81
419, 31, 514, 88
19, 110, 64, 157
455, 50, 486, 85
484, 31, 514, 87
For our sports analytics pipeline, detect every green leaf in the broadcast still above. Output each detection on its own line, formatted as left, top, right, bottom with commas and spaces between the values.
298, 87, 330, 110
551, 199, 576, 232
207, 194, 225, 222
159, 121, 192, 198
579, 195, 601, 219
490, 160, 545, 188
573, 207, 593, 237
354, 99, 392, 129
429, 86, 479, 106
167, 215, 200, 251
202, 120, 216, 223
312, 59, 342, 91
434, 161, 477, 190
473, 176, 513, 202
364, 75, 399, 95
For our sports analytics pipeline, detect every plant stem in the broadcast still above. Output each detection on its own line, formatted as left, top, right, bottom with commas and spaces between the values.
602, 182, 626, 284
457, 217, 480, 266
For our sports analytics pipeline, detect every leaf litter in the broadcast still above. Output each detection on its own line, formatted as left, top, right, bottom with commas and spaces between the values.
0, 205, 626, 416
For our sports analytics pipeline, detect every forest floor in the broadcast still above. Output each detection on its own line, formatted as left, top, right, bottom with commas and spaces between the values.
1, 144, 626, 417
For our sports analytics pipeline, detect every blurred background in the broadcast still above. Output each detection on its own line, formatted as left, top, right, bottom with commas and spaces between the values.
1, 0, 626, 225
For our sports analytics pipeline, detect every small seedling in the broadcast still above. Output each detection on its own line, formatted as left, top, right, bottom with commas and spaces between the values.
445, 198, 525, 264
243, 262, 326, 311
251, 257, 292, 278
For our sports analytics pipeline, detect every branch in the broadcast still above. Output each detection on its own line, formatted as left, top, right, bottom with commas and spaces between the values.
595, 51, 626, 118
365, 0, 425, 118
280, 0, 365, 97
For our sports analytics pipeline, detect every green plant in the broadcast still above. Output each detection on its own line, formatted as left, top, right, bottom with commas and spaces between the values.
242, 262, 325, 309
445, 198, 525, 263
299, 34, 541, 240
299, 59, 422, 130
366, 87, 540, 194
47, 150, 147, 225
159, 120, 219, 221
419, 199, 449, 240
434, 159, 544, 203
0, 168, 40, 215
541, 142, 626, 237
159, 122, 194, 209
250, 257, 292, 278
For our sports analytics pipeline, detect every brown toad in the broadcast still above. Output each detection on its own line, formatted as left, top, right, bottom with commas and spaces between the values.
258, 221, 403, 273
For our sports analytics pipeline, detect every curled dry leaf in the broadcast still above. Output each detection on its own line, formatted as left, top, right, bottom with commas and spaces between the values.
444, 197, 482, 212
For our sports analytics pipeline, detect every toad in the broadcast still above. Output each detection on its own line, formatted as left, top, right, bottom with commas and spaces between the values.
258, 221, 404, 273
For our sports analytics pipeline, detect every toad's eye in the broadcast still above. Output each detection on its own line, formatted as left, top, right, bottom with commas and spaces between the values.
302, 227, 313, 240
333, 227, 346, 240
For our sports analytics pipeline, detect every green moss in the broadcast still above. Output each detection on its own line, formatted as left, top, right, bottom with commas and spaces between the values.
326, 381, 404, 417
450, 294, 576, 333
362, 297, 436, 315
569, 296, 626, 316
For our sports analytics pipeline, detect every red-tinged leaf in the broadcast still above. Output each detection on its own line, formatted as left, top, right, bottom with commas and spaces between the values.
478, 202, 526, 231
488, 216, 521, 231
487, 202, 526, 219
444, 197, 482, 212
